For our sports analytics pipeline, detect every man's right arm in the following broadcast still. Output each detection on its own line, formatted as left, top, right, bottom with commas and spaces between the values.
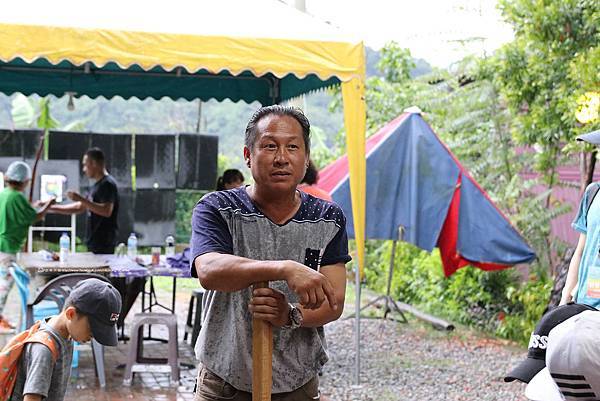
49, 202, 85, 215
195, 252, 336, 310
560, 233, 586, 305
195, 253, 287, 291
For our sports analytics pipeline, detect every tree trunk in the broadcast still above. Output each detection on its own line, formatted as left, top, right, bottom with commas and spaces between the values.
29, 130, 46, 202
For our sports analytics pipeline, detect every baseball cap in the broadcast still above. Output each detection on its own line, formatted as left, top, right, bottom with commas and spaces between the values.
5, 161, 31, 183
576, 130, 600, 145
504, 303, 597, 383
526, 310, 600, 401
66, 278, 122, 346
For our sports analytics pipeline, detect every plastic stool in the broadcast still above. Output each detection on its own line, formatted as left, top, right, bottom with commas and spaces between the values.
123, 313, 179, 386
183, 288, 204, 348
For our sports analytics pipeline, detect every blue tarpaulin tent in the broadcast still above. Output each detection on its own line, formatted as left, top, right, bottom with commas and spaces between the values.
318, 111, 536, 276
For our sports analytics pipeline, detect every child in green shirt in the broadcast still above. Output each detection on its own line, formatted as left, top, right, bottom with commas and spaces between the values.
0, 161, 54, 332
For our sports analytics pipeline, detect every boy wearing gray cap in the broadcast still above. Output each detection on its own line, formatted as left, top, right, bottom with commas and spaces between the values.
9, 278, 122, 401
0, 161, 55, 332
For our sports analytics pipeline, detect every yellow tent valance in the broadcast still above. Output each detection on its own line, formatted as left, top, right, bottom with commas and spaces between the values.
0, 23, 364, 82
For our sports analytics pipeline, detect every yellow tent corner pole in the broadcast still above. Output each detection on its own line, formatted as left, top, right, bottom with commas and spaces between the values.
341, 77, 366, 278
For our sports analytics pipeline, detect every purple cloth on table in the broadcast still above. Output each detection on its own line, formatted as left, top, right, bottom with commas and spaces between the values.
104, 252, 192, 278
167, 248, 190, 269
106, 256, 147, 278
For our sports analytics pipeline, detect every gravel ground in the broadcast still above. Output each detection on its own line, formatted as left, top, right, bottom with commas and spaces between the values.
319, 316, 529, 401
4, 279, 530, 401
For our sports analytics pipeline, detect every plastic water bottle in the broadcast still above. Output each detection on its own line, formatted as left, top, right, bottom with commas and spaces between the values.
127, 233, 138, 259
59, 232, 70, 264
165, 235, 175, 257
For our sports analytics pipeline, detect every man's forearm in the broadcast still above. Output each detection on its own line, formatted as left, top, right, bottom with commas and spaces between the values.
298, 263, 346, 326
50, 202, 83, 214
196, 253, 288, 292
299, 299, 344, 327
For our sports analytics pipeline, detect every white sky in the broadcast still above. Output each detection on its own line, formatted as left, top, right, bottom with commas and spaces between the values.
3, 0, 513, 69
301, 0, 514, 67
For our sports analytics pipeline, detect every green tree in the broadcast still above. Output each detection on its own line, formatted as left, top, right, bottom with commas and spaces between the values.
494, 0, 599, 189
377, 42, 415, 83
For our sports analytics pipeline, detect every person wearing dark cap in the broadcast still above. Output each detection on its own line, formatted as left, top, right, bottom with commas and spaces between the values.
526, 309, 600, 401
561, 130, 600, 308
504, 303, 596, 385
9, 278, 122, 401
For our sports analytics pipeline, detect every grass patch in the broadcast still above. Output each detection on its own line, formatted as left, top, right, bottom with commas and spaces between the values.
152, 276, 200, 293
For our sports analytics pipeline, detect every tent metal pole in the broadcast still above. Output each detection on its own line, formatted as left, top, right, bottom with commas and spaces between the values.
354, 259, 361, 386
345, 227, 408, 322
0, 65, 272, 82
384, 240, 397, 313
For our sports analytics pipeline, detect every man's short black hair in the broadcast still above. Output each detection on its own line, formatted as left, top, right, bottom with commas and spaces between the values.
244, 105, 311, 152
85, 147, 105, 164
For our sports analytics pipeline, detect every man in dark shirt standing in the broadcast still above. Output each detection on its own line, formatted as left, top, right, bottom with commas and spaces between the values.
51, 147, 141, 332
51, 147, 119, 253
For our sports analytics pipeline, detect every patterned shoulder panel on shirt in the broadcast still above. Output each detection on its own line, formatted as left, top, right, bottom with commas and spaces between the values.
295, 192, 346, 228
198, 187, 255, 215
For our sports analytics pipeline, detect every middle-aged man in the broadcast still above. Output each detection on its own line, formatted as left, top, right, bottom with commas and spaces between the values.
191, 105, 350, 400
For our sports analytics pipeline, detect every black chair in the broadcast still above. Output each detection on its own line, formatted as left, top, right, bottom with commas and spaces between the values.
184, 288, 204, 348
25, 273, 111, 387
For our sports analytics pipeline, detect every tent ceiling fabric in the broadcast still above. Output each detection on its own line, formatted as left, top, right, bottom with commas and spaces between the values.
0, 57, 341, 103
0, 1, 362, 102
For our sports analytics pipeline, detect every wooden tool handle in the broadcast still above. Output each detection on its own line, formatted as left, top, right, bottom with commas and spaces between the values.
252, 281, 273, 401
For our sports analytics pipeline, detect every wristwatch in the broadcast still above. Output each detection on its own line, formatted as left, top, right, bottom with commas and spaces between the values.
284, 303, 303, 329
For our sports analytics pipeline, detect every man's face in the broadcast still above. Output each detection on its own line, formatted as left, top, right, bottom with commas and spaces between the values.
82, 155, 99, 178
244, 114, 308, 194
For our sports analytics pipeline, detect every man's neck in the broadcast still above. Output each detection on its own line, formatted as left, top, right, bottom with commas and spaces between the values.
248, 185, 300, 224
92, 170, 108, 181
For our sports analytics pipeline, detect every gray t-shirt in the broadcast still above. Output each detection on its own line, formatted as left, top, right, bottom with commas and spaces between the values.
190, 187, 351, 393
10, 320, 74, 401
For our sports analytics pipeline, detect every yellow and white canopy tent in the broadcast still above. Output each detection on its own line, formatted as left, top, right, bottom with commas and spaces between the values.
0, 0, 366, 383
